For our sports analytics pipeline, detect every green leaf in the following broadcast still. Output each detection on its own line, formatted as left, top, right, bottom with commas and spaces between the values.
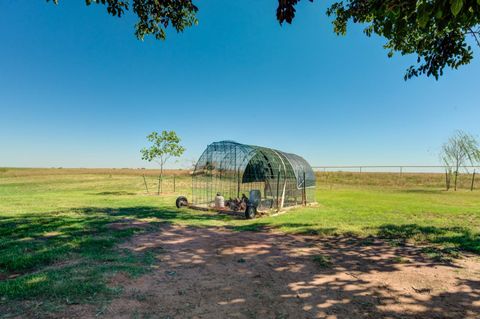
450, 0, 463, 16
435, 9, 443, 19
417, 11, 430, 28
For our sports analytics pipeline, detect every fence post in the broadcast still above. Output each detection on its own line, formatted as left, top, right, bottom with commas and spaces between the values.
173, 175, 176, 193
143, 174, 149, 194
157, 174, 163, 195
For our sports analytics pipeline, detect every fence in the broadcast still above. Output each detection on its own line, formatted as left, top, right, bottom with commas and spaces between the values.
312, 165, 480, 174
140, 174, 192, 195
312, 165, 480, 190
139, 166, 480, 193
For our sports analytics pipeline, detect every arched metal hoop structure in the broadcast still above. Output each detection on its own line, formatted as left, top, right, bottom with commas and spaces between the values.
192, 141, 316, 211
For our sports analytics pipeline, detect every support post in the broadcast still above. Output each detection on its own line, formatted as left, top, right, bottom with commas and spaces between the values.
303, 171, 306, 206
276, 168, 281, 210
143, 174, 149, 194
157, 174, 161, 195
237, 167, 240, 198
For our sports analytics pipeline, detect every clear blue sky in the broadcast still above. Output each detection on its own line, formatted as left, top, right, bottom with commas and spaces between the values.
1, 1, 479, 168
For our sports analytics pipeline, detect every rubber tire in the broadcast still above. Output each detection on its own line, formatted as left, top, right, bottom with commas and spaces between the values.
245, 206, 256, 219
176, 196, 188, 208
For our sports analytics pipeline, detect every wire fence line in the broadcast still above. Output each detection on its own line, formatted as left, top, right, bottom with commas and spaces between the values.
312, 165, 480, 174
137, 166, 480, 194
312, 165, 480, 190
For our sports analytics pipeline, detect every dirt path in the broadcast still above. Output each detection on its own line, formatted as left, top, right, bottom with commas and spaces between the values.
99, 225, 480, 319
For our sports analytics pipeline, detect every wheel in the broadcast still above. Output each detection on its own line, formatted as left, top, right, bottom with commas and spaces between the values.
176, 196, 188, 208
245, 205, 256, 219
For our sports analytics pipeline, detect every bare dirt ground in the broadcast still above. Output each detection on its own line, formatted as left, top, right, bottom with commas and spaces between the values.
90, 225, 480, 318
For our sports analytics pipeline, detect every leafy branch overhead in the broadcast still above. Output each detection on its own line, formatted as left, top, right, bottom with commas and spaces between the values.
48, 0, 198, 40
48, 0, 480, 80
325, 0, 480, 80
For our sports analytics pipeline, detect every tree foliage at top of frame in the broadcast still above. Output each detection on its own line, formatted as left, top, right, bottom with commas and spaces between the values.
48, 0, 198, 40
324, 0, 480, 80
47, 1, 480, 80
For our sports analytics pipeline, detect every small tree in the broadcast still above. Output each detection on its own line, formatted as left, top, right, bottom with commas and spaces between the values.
463, 133, 480, 191
141, 131, 185, 195
440, 131, 480, 191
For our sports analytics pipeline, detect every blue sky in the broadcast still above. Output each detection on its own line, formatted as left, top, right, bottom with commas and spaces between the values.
1, 0, 479, 168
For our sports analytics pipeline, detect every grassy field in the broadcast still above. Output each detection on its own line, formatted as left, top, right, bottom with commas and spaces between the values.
1, 168, 480, 316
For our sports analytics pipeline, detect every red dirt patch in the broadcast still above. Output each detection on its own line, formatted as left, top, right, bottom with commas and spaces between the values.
96, 224, 480, 319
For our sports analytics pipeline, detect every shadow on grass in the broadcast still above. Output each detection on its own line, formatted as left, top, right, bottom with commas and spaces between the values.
228, 222, 338, 236
78, 206, 237, 226
399, 189, 446, 194
89, 206, 480, 254
229, 220, 479, 255
374, 224, 480, 254
93, 191, 137, 196
0, 206, 191, 306
0, 206, 233, 274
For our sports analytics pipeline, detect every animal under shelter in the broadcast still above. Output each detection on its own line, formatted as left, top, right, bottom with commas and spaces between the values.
189, 141, 316, 214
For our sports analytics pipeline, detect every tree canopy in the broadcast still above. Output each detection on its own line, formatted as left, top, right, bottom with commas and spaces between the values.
440, 130, 480, 190
141, 130, 185, 194
141, 130, 185, 166
325, 0, 480, 80
48, 0, 480, 80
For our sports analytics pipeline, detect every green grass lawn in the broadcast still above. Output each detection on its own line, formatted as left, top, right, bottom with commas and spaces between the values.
247, 186, 480, 251
1, 169, 479, 315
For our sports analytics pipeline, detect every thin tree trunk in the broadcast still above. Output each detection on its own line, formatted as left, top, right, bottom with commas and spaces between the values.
445, 171, 449, 191
471, 170, 476, 191
157, 163, 163, 195
454, 170, 458, 191
159, 164, 164, 195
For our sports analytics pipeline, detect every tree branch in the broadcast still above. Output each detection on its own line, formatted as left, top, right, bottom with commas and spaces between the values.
467, 27, 480, 48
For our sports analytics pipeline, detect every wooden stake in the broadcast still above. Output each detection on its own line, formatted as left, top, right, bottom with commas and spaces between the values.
143, 175, 149, 194
303, 171, 306, 206
157, 175, 161, 195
